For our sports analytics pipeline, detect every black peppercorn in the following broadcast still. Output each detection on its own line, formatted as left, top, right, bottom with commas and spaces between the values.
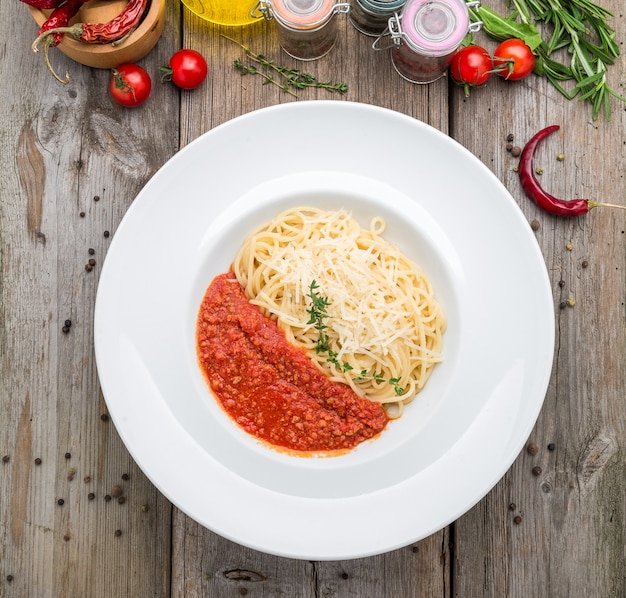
93, 195, 100, 202
104, 494, 112, 502
85, 264, 93, 272
506, 133, 514, 142
64, 452, 71, 459
34, 458, 42, 465
88, 248, 95, 255
121, 473, 129, 481
100, 413, 109, 422
88, 492, 95, 500
532, 466, 542, 476
118, 496, 126, 505
114, 529, 122, 537
104, 230, 110, 238
57, 498, 65, 506
79, 211, 85, 218
88, 258, 96, 267
2, 455, 9, 463
547, 443, 556, 451
513, 515, 523, 524
509, 502, 516, 511
6, 575, 14, 582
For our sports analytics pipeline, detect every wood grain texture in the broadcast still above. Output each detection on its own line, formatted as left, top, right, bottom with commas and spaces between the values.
1, 1, 180, 596
1, 0, 624, 596
450, 3, 626, 596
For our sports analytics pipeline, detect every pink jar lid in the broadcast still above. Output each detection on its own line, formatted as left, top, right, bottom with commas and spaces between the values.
400, 0, 469, 56
271, 0, 335, 29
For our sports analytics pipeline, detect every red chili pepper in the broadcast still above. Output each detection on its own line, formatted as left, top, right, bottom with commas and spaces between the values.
21, 0, 62, 9
519, 125, 625, 217
32, 0, 148, 82
38, 0, 91, 47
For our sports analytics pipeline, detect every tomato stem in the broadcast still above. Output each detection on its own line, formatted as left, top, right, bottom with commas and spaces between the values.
111, 69, 137, 102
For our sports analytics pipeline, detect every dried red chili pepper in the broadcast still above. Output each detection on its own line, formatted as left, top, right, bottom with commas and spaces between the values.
31, 0, 91, 84
32, 0, 148, 82
519, 125, 625, 217
38, 0, 91, 48
21, 0, 62, 9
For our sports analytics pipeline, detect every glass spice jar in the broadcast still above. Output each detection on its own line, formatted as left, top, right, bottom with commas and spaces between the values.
374, 0, 482, 83
257, 0, 351, 61
349, 0, 406, 37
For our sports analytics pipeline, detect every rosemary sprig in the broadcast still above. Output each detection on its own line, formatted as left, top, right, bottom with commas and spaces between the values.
467, 0, 626, 120
223, 36, 348, 96
306, 281, 405, 396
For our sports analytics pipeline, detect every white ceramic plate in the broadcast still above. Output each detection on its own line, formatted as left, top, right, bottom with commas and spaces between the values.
94, 101, 554, 560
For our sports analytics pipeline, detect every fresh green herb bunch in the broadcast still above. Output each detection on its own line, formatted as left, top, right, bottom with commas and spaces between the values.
306, 281, 405, 396
224, 36, 348, 97
467, 0, 625, 120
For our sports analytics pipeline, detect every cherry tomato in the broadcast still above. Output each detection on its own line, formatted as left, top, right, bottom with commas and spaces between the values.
109, 63, 151, 107
160, 49, 208, 90
493, 39, 536, 81
449, 45, 493, 97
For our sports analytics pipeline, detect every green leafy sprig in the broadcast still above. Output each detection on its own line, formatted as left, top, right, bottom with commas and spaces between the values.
466, 0, 626, 120
306, 281, 405, 396
223, 36, 348, 96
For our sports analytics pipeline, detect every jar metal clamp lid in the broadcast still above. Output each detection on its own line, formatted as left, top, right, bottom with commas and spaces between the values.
255, 0, 350, 29
357, 0, 407, 13
373, 0, 482, 53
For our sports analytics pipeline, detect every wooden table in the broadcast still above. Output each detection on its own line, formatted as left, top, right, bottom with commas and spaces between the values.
1, 0, 625, 595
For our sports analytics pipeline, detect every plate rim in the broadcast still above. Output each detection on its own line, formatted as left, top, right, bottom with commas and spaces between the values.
94, 100, 555, 560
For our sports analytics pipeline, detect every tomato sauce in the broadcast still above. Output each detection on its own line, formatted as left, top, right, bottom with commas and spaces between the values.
196, 272, 389, 453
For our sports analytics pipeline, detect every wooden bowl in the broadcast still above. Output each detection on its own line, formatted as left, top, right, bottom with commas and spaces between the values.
30, 0, 165, 70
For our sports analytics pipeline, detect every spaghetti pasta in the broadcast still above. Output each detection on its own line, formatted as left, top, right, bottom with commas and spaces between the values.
231, 207, 445, 416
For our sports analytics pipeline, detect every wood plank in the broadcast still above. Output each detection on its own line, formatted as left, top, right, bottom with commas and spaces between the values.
450, 1, 626, 595
0, 1, 180, 595
172, 514, 450, 597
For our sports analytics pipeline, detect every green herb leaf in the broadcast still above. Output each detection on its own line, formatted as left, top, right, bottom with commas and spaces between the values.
471, 5, 543, 50
223, 35, 348, 96
305, 281, 405, 395
466, 0, 624, 120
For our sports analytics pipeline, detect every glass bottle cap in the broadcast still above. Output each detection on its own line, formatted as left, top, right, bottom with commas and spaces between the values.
271, 0, 335, 28
358, 0, 407, 12
400, 0, 469, 56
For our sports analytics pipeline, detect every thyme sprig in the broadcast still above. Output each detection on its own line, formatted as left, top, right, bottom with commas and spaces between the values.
232, 59, 297, 97
306, 281, 405, 396
467, 0, 626, 120
223, 36, 348, 96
